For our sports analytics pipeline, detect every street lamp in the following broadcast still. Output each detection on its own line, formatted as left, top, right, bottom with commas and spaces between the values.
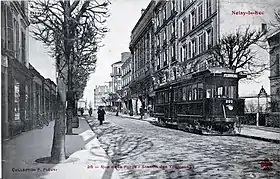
257, 86, 268, 126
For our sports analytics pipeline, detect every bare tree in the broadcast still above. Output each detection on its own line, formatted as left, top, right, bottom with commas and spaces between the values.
30, 0, 110, 163
210, 26, 268, 80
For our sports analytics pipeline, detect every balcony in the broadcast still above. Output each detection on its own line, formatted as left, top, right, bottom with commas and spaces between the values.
110, 72, 122, 77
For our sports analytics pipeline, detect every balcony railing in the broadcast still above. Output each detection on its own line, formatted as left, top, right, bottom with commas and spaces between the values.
110, 72, 122, 77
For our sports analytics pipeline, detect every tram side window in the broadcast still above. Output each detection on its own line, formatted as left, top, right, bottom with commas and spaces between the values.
174, 89, 178, 102
206, 89, 212, 98
188, 86, 192, 101
178, 88, 182, 102
217, 87, 223, 98
192, 84, 197, 100
198, 83, 204, 99
165, 91, 169, 103
182, 87, 187, 101
206, 86, 215, 98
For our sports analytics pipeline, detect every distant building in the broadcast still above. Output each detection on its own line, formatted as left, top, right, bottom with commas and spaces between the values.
110, 61, 123, 93
121, 53, 132, 113
94, 85, 109, 109
267, 28, 280, 112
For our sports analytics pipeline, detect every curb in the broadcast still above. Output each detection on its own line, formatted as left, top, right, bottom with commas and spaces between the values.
83, 117, 122, 179
236, 134, 280, 144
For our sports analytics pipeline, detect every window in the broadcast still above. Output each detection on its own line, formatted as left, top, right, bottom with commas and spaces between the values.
218, 87, 223, 97
206, 0, 212, 18
192, 84, 197, 100
171, 0, 175, 11
7, 7, 14, 51
198, 83, 204, 99
206, 89, 212, 98
174, 89, 178, 102
14, 80, 20, 121
172, 21, 175, 35
191, 10, 196, 29
206, 28, 213, 49
163, 6, 167, 20
188, 41, 192, 59
182, 18, 187, 36
198, 4, 203, 24
188, 86, 192, 100
225, 86, 236, 98
164, 28, 167, 41
15, 20, 19, 58
164, 50, 168, 66
198, 34, 203, 54
191, 38, 196, 57
182, 87, 187, 101
276, 54, 280, 76
1, 3, 6, 48
180, 46, 183, 62
21, 30, 26, 64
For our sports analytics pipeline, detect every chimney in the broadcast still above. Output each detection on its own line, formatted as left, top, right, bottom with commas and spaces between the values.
141, 9, 145, 14
261, 23, 267, 33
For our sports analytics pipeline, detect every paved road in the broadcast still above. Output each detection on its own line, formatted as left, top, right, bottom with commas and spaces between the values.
87, 115, 280, 179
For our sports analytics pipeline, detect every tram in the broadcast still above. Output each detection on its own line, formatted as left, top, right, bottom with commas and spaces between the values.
154, 67, 246, 134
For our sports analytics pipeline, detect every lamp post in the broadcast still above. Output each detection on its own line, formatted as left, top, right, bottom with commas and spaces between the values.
257, 86, 268, 126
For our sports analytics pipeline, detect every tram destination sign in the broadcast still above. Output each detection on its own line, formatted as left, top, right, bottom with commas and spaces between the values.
223, 73, 238, 78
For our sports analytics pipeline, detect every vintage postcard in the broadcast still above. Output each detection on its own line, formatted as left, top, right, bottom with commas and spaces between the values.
1, 0, 280, 178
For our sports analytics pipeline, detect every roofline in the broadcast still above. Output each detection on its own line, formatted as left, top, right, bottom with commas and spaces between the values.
131, 0, 155, 34
267, 28, 280, 39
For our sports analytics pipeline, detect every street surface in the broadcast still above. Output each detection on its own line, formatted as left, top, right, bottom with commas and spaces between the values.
88, 114, 280, 179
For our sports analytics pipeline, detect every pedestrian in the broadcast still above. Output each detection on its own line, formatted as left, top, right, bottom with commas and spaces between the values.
81, 107, 84, 116
97, 106, 106, 125
89, 107, 93, 117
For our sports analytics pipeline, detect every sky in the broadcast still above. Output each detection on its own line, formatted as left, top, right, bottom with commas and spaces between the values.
29, 0, 272, 105
29, 0, 151, 104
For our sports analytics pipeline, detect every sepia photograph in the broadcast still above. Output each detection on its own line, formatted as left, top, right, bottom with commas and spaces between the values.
1, 0, 280, 178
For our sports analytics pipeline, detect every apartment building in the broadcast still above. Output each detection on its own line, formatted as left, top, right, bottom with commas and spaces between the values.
121, 53, 133, 113
129, 1, 156, 115
267, 28, 280, 112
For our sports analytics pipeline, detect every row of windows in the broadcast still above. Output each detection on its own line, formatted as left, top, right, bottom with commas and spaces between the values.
1, 3, 27, 64
156, 84, 237, 104
122, 76, 132, 87
134, 32, 151, 71
180, 0, 213, 33
156, 43, 176, 69
179, 27, 214, 61
156, 22, 176, 47
155, 0, 176, 28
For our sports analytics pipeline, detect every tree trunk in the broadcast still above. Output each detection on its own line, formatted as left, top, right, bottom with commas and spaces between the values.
50, 92, 66, 163
50, 56, 67, 163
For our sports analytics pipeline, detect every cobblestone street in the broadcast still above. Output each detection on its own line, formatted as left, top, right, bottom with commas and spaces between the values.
87, 115, 280, 179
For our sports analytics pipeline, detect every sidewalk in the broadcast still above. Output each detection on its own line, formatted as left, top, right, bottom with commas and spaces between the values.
2, 118, 121, 179
237, 125, 280, 144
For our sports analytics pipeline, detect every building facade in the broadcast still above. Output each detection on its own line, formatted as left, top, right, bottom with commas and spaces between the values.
129, 1, 156, 115
94, 85, 109, 109
1, 1, 31, 139
1, 1, 57, 139
267, 28, 280, 112
121, 53, 132, 114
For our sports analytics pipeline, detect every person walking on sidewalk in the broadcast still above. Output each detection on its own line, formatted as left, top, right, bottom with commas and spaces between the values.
89, 107, 93, 117
97, 106, 106, 125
